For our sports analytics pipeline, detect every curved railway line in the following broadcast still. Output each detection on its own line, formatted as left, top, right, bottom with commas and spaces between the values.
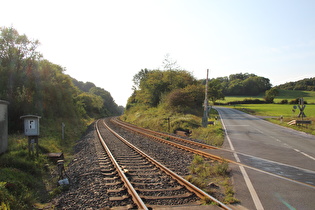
95, 119, 231, 209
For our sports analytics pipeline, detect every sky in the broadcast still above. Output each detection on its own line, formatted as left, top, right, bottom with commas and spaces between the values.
1, 0, 315, 106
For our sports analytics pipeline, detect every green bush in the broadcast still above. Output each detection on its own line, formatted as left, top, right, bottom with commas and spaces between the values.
0, 182, 12, 210
0, 169, 39, 209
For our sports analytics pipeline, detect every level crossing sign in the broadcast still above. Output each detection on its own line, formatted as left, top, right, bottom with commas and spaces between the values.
297, 98, 306, 119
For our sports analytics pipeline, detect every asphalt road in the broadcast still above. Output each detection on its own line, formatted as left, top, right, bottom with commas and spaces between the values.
214, 106, 315, 210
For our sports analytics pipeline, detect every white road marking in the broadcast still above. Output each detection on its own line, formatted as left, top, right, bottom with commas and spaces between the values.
254, 128, 315, 162
300, 152, 315, 161
219, 112, 264, 210
239, 165, 264, 210
227, 125, 250, 126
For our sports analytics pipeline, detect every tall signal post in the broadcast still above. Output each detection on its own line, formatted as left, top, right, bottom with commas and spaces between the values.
202, 69, 209, 127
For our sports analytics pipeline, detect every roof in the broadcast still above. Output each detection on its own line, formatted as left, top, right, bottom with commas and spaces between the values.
0, 100, 9, 105
20, 115, 41, 119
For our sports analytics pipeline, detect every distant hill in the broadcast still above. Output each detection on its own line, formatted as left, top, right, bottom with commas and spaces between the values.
72, 78, 124, 116
276, 77, 315, 91
210, 73, 272, 96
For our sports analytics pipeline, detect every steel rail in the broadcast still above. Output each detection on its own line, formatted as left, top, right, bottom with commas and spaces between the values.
111, 118, 232, 163
113, 117, 263, 160
95, 120, 148, 210
102, 119, 232, 210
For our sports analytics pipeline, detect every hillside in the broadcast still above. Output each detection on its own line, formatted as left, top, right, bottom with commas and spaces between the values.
276, 77, 315, 91
212, 75, 315, 104
0, 26, 123, 209
0, 26, 121, 133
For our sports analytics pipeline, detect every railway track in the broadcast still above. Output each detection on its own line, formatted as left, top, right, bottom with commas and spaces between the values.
112, 117, 218, 150
110, 117, 231, 163
95, 119, 231, 209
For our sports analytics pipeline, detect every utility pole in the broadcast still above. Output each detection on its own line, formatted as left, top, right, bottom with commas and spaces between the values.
202, 69, 209, 127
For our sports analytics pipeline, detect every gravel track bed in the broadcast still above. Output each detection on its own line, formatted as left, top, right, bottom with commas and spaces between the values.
53, 123, 114, 209
54, 123, 135, 209
53, 119, 200, 209
106, 119, 195, 176
97, 120, 199, 205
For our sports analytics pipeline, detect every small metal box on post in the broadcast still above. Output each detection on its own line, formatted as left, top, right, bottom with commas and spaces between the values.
20, 115, 41, 157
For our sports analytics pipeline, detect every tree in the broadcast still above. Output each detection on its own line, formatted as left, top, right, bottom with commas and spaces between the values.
276, 77, 315, 91
226, 79, 244, 95
72, 79, 96, 92
208, 79, 225, 104
90, 87, 121, 116
76, 92, 103, 118
162, 54, 181, 70
223, 73, 272, 96
229, 73, 255, 81
134, 69, 197, 107
264, 88, 278, 103
166, 89, 193, 111
0, 26, 42, 130
0, 26, 41, 96
165, 84, 204, 114
132, 68, 149, 90
242, 76, 271, 95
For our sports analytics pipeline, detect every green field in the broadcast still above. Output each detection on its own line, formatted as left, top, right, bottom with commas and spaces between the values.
220, 103, 315, 135
215, 89, 315, 135
274, 90, 315, 103
231, 104, 315, 118
217, 90, 315, 104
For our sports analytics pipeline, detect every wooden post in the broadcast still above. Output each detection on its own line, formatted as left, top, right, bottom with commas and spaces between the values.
28, 136, 39, 157
202, 69, 209, 127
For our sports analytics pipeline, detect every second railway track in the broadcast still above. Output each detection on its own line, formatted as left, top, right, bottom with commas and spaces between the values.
110, 117, 231, 163
96, 119, 231, 209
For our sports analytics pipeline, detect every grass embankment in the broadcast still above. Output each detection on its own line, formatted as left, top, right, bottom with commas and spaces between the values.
121, 105, 224, 147
121, 106, 239, 204
0, 118, 90, 209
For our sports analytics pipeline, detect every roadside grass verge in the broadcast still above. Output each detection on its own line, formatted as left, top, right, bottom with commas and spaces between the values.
0, 118, 89, 209
185, 155, 239, 204
121, 106, 224, 147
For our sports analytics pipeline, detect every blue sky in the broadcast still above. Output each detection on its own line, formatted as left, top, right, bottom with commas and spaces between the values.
1, 0, 314, 106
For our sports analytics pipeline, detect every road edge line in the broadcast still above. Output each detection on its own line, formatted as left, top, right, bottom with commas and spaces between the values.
218, 108, 264, 210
